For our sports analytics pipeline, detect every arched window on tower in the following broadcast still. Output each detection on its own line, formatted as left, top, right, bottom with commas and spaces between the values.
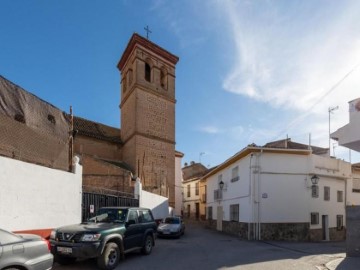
145, 62, 151, 82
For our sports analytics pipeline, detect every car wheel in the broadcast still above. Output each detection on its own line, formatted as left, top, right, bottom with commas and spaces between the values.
55, 254, 77, 265
97, 242, 120, 270
141, 234, 153, 255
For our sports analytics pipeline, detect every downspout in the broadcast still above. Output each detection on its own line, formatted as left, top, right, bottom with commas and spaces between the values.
257, 149, 263, 240
248, 154, 253, 240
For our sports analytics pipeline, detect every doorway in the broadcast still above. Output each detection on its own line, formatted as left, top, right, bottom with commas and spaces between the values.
195, 203, 200, 219
322, 215, 329, 241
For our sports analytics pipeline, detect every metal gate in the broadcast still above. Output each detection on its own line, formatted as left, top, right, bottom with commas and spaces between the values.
82, 192, 139, 221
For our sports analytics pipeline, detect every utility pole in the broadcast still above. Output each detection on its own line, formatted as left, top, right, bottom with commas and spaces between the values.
328, 106, 339, 156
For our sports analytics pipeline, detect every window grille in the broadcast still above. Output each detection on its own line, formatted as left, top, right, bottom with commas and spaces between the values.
311, 212, 319, 225
187, 184, 191, 197
336, 215, 343, 230
312, 185, 319, 198
230, 204, 239, 222
324, 186, 330, 201
337, 191, 343, 202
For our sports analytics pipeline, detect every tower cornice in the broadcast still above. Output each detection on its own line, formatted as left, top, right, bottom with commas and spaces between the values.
117, 33, 179, 71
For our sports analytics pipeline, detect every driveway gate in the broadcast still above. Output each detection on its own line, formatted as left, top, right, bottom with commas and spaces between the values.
82, 192, 139, 221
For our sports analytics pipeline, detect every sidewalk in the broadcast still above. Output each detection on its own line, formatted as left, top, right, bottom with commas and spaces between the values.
263, 241, 360, 270
325, 257, 360, 270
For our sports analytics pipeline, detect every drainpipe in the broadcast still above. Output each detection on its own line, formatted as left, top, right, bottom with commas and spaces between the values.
257, 149, 263, 240
248, 154, 253, 240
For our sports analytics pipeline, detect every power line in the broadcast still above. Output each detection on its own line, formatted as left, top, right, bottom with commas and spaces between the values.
273, 62, 360, 140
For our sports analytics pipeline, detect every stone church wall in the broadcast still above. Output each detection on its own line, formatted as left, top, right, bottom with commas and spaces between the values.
74, 136, 122, 161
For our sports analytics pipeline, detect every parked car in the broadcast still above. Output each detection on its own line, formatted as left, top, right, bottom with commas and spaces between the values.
50, 207, 157, 270
157, 216, 185, 238
0, 228, 53, 270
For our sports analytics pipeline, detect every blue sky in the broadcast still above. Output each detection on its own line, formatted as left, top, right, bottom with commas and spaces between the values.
1, 0, 360, 168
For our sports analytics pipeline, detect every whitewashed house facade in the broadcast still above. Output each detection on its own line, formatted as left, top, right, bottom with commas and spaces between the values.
182, 162, 208, 219
204, 139, 352, 241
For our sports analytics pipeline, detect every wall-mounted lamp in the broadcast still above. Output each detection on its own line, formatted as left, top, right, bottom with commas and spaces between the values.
219, 180, 224, 190
311, 175, 319, 185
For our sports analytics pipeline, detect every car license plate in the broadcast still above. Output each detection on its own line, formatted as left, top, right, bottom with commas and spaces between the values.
57, 246, 72, 254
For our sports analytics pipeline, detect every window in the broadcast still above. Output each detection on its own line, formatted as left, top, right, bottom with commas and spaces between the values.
187, 184, 190, 197
208, 206, 213, 220
311, 212, 319, 225
138, 210, 153, 223
195, 182, 199, 196
230, 204, 239, 222
336, 215, 343, 230
214, 189, 222, 200
312, 185, 319, 198
231, 166, 239, 182
324, 186, 330, 201
145, 62, 151, 82
337, 191, 343, 202
127, 210, 138, 224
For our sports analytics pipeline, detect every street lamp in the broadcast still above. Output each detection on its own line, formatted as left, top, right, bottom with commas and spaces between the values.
219, 180, 224, 190
311, 175, 319, 185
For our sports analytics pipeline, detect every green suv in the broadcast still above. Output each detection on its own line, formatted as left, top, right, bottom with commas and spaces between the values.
50, 207, 157, 270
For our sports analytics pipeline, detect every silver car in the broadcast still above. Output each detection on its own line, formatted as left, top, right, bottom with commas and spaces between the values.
157, 216, 185, 238
0, 228, 53, 270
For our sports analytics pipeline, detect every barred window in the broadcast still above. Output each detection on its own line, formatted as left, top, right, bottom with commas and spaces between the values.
336, 215, 343, 230
312, 185, 319, 198
337, 191, 343, 202
311, 212, 319, 225
324, 186, 330, 201
231, 166, 239, 182
208, 206, 213, 220
230, 204, 239, 222
187, 184, 190, 197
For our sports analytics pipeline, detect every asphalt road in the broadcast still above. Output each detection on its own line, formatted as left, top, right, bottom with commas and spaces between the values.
52, 222, 345, 270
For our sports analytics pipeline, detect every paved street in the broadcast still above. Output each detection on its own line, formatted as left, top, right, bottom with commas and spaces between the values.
52, 222, 352, 270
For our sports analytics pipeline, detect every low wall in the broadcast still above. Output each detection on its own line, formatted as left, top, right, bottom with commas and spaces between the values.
135, 179, 169, 221
0, 156, 82, 238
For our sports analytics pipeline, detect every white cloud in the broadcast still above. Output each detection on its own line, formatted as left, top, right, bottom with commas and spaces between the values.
218, 0, 360, 115
203, 0, 360, 157
199, 126, 221, 134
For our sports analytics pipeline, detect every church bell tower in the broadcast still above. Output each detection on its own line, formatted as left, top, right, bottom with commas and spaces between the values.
117, 33, 179, 207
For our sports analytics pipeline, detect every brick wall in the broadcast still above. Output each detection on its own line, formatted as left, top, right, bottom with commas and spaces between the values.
81, 155, 133, 195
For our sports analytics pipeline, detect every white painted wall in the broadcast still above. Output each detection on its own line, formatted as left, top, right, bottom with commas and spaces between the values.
182, 179, 200, 217
135, 179, 169, 220
206, 150, 351, 231
174, 154, 183, 216
0, 155, 82, 232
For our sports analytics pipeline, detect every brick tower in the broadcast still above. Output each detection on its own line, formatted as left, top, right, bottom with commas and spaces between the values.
117, 33, 179, 207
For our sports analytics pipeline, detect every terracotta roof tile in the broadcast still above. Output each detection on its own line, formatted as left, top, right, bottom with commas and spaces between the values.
73, 116, 122, 144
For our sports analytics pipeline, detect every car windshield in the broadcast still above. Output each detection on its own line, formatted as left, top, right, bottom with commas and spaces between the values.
88, 209, 128, 223
163, 217, 180, 224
